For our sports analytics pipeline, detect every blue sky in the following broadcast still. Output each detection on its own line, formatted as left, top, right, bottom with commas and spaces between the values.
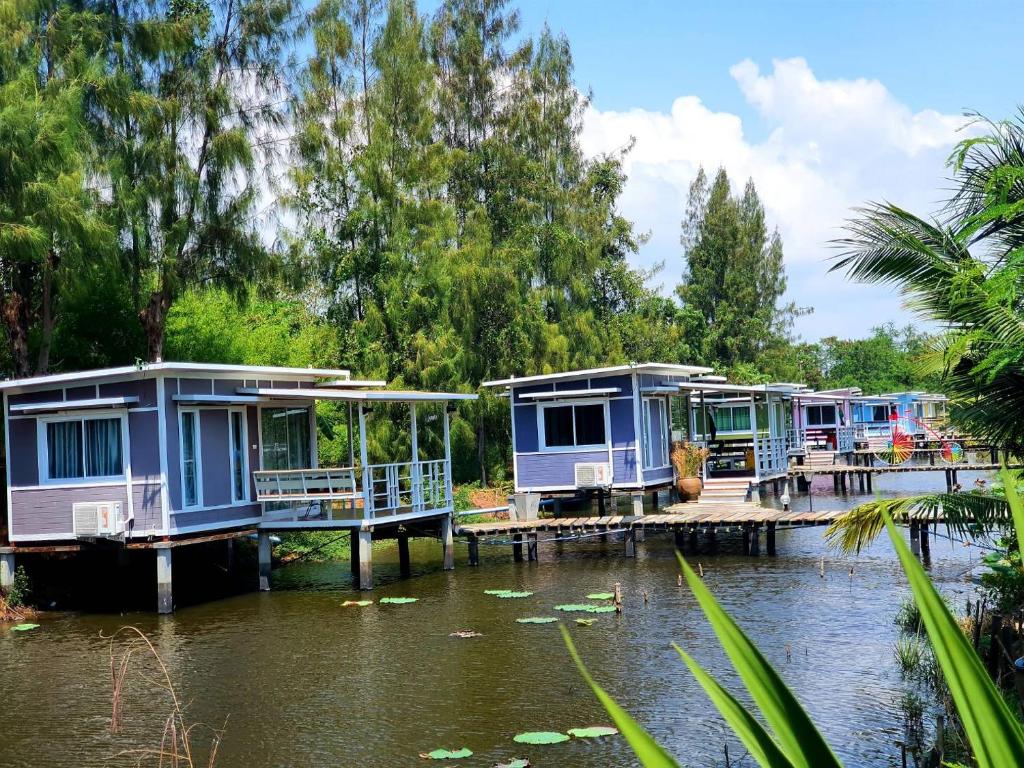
498, 0, 1021, 341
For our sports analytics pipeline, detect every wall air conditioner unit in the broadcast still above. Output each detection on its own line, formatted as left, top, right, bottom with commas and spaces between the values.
574, 462, 612, 489
73, 501, 123, 538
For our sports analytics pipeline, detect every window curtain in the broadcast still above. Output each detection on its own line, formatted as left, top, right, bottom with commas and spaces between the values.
230, 411, 245, 500
182, 412, 198, 506
47, 421, 83, 479
85, 418, 123, 477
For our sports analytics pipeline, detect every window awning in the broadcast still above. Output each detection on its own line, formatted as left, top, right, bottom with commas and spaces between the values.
10, 396, 139, 415
519, 388, 620, 400
173, 394, 263, 405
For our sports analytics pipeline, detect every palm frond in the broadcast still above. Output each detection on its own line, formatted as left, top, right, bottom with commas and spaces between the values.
825, 491, 1011, 554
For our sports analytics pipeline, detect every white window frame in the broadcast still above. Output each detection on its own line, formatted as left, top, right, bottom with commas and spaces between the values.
642, 397, 669, 469
36, 411, 128, 486
537, 399, 609, 453
228, 408, 249, 503
179, 408, 203, 509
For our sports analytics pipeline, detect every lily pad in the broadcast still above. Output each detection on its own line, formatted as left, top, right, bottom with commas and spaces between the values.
575, 618, 596, 626
585, 605, 617, 614
585, 592, 615, 600
10, 623, 39, 632
515, 617, 557, 624
484, 589, 512, 595
554, 604, 595, 612
342, 600, 373, 607
449, 629, 483, 638
513, 731, 569, 745
420, 747, 473, 760
495, 591, 533, 599
379, 597, 418, 604
493, 760, 530, 768
568, 726, 619, 738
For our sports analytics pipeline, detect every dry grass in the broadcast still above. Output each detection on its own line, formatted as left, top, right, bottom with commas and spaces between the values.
107, 626, 226, 767
0, 593, 33, 622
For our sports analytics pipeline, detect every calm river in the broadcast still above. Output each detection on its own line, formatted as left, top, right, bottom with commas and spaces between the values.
0, 468, 993, 767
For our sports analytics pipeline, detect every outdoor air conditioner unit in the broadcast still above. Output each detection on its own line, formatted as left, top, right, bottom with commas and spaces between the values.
73, 501, 124, 538
574, 462, 612, 489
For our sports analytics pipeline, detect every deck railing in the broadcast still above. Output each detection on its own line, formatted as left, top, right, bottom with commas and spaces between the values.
254, 459, 452, 524
836, 425, 855, 454
755, 435, 789, 478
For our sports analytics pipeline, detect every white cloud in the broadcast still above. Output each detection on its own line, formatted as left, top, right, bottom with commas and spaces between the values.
580, 57, 973, 340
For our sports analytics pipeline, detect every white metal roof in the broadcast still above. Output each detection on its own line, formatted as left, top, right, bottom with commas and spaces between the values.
237, 387, 477, 403
676, 381, 804, 395
0, 362, 354, 392
481, 362, 713, 388
9, 396, 140, 414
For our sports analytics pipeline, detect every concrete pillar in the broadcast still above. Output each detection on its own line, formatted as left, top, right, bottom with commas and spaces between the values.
749, 483, 761, 504
225, 538, 235, 573
631, 493, 644, 516
624, 529, 636, 558
468, 537, 480, 566
766, 522, 777, 556
258, 531, 272, 591
397, 532, 410, 577
358, 528, 373, 590
0, 551, 15, 590
156, 545, 173, 614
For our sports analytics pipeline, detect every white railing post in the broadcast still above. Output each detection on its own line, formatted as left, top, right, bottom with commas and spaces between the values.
443, 407, 452, 510
749, 398, 762, 479
410, 404, 420, 514
358, 404, 371, 519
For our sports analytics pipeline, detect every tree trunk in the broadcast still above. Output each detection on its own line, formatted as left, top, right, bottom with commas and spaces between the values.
1, 262, 34, 378
477, 415, 488, 488
139, 286, 172, 363
36, 249, 56, 375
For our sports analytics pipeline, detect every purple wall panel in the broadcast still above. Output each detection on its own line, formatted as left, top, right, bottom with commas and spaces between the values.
9, 418, 38, 486
8, 390, 60, 405
612, 449, 637, 484
593, 374, 632, 395
170, 504, 261, 532
179, 378, 212, 395
99, 378, 157, 407
131, 482, 163, 532
513, 404, 538, 452
512, 384, 554, 404
128, 411, 161, 480
213, 378, 244, 395
65, 385, 97, 401
10, 484, 130, 538
200, 409, 231, 507
642, 466, 673, 484
165, 382, 181, 510
609, 399, 635, 448
515, 449, 607, 490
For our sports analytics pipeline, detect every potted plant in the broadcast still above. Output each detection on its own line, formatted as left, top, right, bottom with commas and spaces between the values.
671, 441, 709, 501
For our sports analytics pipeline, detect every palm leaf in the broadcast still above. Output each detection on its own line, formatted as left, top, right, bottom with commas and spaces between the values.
560, 625, 682, 768
676, 553, 842, 768
672, 644, 795, 768
883, 511, 1024, 766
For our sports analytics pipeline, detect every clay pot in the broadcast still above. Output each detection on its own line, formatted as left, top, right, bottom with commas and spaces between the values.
677, 476, 702, 502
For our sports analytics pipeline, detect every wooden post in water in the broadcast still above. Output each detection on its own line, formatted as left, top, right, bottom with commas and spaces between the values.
674, 528, 686, 551
920, 522, 931, 561
707, 527, 718, 554
688, 528, 698, 553
866, 472, 873, 492
597, 491, 607, 516
766, 522, 777, 556
397, 532, 411, 577
833, 473, 840, 493
468, 536, 480, 566
358, 528, 374, 590
909, 521, 921, 557
650, 490, 659, 510
512, 533, 524, 562
441, 516, 455, 571
349, 529, 360, 576
858, 472, 865, 493
741, 526, 751, 556
944, 469, 952, 492
156, 544, 173, 614
749, 525, 761, 556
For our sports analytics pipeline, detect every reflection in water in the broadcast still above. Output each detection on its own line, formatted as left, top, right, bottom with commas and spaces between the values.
0, 471, 991, 768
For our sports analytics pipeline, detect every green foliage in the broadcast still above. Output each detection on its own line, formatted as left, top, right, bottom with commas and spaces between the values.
4, 565, 30, 608
274, 531, 350, 562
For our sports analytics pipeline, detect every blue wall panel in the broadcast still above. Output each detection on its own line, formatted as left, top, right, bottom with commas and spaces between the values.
515, 449, 607, 490
513, 404, 539, 452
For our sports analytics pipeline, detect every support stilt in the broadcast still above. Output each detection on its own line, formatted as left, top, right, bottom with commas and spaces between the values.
350, 529, 359, 575
866, 472, 873, 492
688, 529, 698, 553
910, 521, 921, 557
597, 492, 607, 516
631, 493, 644, 516
258, 531, 272, 591
513, 534, 524, 562
358, 528, 373, 590
833, 474, 840, 493
920, 522, 931, 561
397, 533, 411, 577
650, 490, 659, 510
624, 529, 636, 558
749, 525, 761, 556
468, 537, 480, 566
1, 550, 15, 590
707, 527, 718, 554
553, 498, 563, 517
441, 516, 455, 571
225, 539, 235, 574
527, 533, 538, 562
766, 522, 777, 556
742, 526, 751, 556
156, 545, 173, 614
674, 529, 686, 551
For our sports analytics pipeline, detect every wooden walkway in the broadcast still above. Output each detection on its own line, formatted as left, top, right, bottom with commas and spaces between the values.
788, 462, 1014, 476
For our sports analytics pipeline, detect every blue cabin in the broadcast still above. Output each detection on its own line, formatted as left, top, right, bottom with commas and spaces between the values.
482, 364, 711, 495
852, 392, 949, 441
